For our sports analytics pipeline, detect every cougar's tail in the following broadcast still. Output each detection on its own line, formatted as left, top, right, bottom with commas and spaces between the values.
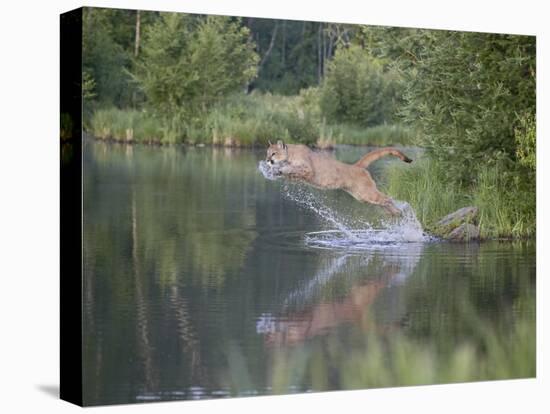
354, 148, 413, 169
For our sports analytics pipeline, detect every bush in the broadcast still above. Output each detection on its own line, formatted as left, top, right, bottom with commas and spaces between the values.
400, 32, 536, 186
88, 92, 416, 147
320, 44, 403, 127
473, 163, 535, 238
130, 13, 259, 119
515, 111, 536, 171
384, 157, 469, 228
82, 8, 134, 107
203, 92, 319, 145
384, 155, 535, 239
89, 107, 165, 143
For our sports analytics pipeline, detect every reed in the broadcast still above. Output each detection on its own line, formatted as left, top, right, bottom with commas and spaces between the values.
383, 156, 535, 239
87, 93, 415, 147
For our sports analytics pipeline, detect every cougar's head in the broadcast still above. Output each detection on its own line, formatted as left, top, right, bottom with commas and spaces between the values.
266, 140, 288, 166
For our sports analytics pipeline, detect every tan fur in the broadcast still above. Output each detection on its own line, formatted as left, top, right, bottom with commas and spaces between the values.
266, 140, 412, 216
354, 148, 412, 169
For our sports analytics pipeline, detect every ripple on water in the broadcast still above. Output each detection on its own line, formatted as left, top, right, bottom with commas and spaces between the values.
304, 229, 426, 251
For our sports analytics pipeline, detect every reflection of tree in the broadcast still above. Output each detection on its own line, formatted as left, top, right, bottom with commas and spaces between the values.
86, 141, 259, 288
167, 285, 204, 383
131, 190, 157, 392
82, 141, 263, 403
402, 242, 536, 352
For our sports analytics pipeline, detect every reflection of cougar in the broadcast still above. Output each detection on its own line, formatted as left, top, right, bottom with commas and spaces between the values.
266, 140, 412, 215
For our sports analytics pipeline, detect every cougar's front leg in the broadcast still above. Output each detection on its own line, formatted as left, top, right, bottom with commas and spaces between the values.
280, 163, 312, 183
277, 163, 294, 177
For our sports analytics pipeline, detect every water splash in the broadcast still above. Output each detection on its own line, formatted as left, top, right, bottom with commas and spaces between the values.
258, 160, 280, 181
258, 160, 430, 248
303, 201, 428, 250
284, 185, 428, 246
379, 200, 427, 243
282, 185, 360, 241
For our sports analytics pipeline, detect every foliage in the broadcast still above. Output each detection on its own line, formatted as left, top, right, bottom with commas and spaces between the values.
386, 31, 536, 238
81, 8, 536, 238
82, 71, 97, 101
515, 111, 536, 171
82, 8, 134, 107
89, 107, 162, 143
384, 155, 535, 238
356, 25, 428, 71
399, 31, 536, 186
324, 123, 413, 146
472, 163, 535, 238
130, 13, 259, 120
88, 94, 414, 147
320, 44, 403, 127
247, 20, 356, 94
384, 156, 469, 228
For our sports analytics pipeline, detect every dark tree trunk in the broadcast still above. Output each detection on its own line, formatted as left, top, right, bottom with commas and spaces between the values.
259, 22, 278, 69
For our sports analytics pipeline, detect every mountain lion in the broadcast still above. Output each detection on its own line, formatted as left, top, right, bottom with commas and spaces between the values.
265, 140, 412, 216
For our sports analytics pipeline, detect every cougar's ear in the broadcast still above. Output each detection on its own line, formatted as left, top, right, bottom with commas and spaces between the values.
277, 140, 287, 150
268, 140, 272, 146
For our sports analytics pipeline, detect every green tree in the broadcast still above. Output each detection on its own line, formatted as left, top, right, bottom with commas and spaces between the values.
131, 13, 259, 119
320, 44, 403, 127
400, 32, 536, 185
356, 25, 427, 71
82, 8, 133, 107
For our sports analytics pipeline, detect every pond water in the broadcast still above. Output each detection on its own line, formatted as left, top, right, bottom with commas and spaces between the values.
83, 140, 535, 406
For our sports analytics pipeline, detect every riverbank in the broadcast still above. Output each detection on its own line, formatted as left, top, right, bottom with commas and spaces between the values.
85, 135, 535, 240
86, 92, 414, 148
383, 157, 535, 240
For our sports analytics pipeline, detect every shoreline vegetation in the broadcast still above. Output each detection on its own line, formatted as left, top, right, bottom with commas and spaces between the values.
86, 92, 415, 148
382, 158, 535, 240
81, 9, 535, 240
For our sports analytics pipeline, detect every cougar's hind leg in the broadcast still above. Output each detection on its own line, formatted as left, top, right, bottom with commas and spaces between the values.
369, 190, 401, 217
380, 196, 402, 216
343, 169, 402, 216
347, 177, 402, 217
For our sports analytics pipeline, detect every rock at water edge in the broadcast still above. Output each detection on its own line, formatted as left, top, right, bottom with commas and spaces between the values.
447, 223, 480, 242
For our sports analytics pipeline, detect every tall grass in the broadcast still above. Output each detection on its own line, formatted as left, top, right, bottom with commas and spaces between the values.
328, 123, 415, 146
473, 166, 536, 238
86, 92, 415, 147
204, 93, 319, 146
90, 108, 163, 143
384, 157, 469, 228
383, 156, 535, 239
